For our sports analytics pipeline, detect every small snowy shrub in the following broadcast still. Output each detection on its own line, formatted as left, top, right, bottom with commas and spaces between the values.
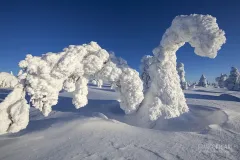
198, 74, 208, 87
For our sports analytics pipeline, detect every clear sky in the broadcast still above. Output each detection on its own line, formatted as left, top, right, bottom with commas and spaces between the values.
0, 0, 239, 82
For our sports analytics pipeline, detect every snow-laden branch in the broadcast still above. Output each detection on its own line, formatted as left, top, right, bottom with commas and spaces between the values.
17, 42, 143, 117
138, 14, 226, 124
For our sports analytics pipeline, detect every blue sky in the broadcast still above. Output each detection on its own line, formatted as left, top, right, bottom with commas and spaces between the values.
0, 0, 239, 82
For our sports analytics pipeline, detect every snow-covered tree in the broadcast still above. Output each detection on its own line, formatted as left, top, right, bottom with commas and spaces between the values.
0, 42, 144, 135
225, 67, 240, 91
0, 14, 226, 134
215, 73, 228, 88
91, 79, 97, 85
96, 79, 103, 88
140, 55, 154, 92
138, 14, 225, 125
0, 72, 18, 88
177, 62, 188, 90
198, 74, 208, 87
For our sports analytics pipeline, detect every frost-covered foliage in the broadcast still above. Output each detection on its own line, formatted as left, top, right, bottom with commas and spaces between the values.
139, 14, 226, 123
140, 55, 154, 92
215, 73, 228, 88
198, 74, 208, 87
0, 84, 29, 134
177, 62, 188, 90
18, 42, 144, 117
225, 67, 240, 91
0, 72, 18, 88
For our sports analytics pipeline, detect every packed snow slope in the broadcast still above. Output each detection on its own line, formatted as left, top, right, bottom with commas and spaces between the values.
0, 85, 240, 160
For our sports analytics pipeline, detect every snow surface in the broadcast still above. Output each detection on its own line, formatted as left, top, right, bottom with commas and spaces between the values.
0, 85, 240, 160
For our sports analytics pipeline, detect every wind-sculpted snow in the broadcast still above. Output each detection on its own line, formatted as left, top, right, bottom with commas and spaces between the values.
17, 42, 144, 117
0, 84, 29, 134
139, 14, 226, 123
